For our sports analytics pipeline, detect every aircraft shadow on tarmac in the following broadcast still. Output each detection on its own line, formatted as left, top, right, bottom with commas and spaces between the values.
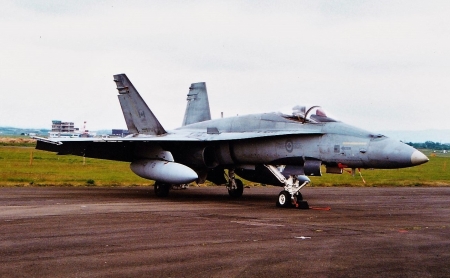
81, 186, 277, 205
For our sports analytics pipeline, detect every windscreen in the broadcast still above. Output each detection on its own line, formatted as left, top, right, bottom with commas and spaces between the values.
284, 105, 337, 123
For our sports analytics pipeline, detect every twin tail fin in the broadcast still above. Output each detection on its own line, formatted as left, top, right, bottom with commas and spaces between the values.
113, 74, 166, 135
182, 82, 211, 126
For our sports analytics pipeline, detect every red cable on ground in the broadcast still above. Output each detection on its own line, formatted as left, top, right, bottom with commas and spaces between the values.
309, 206, 331, 211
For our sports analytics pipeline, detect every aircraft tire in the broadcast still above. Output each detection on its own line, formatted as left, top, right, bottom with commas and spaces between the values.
228, 179, 244, 198
296, 192, 303, 201
154, 182, 170, 197
276, 191, 292, 208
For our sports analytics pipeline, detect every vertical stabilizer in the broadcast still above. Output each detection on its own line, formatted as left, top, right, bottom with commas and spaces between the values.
114, 74, 166, 135
182, 82, 211, 126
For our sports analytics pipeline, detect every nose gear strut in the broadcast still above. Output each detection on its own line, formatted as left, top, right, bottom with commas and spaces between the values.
265, 165, 310, 209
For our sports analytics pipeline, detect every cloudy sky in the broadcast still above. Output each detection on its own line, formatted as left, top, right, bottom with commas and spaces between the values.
1, 0, 449, 134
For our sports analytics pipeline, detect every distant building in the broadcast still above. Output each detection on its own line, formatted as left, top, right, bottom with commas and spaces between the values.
112, 129, 130, 137
49, 120, 82, 138
52, 120, 78, 133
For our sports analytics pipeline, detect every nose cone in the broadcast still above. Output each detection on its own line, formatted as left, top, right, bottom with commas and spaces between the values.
368, 138, 429, 169
411, 150, 429, 166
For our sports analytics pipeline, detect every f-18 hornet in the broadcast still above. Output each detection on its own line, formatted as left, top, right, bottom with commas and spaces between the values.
35, 74, 429, 208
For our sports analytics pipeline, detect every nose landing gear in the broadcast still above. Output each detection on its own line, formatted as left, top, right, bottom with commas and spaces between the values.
275, 179, 309, 209
265, 165, 310, 209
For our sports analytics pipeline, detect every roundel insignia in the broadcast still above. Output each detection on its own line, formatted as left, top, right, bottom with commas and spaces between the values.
285, 140, 293, 153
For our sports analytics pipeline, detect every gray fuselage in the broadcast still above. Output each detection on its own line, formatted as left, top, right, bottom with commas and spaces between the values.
175, 112, 424, 170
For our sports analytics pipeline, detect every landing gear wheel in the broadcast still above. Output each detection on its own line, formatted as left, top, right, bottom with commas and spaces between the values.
296, 192, 303, 201
276, 190, 292, 208
154, 182, 170, 197
228, 179, 244, 198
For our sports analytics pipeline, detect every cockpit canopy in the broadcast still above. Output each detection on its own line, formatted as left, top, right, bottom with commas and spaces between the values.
283, 105, 337, 123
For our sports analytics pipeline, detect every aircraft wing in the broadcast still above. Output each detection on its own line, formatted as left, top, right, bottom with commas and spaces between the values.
34, 129, 323, 162
34, 73, 323, 162
35, 128, 323, 144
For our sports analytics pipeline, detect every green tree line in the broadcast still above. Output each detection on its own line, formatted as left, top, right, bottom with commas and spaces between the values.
406, 141, 450, 150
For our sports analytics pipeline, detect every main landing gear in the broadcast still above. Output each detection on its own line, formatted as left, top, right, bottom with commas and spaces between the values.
154, 182, 189, 197
227, 169, 244, 198
265, 165, 310, 209
154, 170, 244, 198
154, 182, 171, 197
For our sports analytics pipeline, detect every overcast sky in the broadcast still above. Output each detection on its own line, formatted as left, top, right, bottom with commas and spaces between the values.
1, 0, 449, 133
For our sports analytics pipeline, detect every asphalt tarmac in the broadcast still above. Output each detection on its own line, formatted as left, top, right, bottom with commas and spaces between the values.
1, 186, 449, 278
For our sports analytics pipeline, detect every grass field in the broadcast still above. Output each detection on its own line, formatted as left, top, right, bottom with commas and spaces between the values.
0, 146, 449, 187
309, 149, 450, 187
0, 136, 36, 147
0, 146, 151, 187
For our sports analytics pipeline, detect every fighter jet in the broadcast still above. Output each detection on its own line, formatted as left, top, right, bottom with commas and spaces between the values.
35, 74, 429, 208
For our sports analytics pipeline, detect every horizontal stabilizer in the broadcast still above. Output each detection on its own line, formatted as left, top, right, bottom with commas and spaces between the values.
32, 136, 62, 145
